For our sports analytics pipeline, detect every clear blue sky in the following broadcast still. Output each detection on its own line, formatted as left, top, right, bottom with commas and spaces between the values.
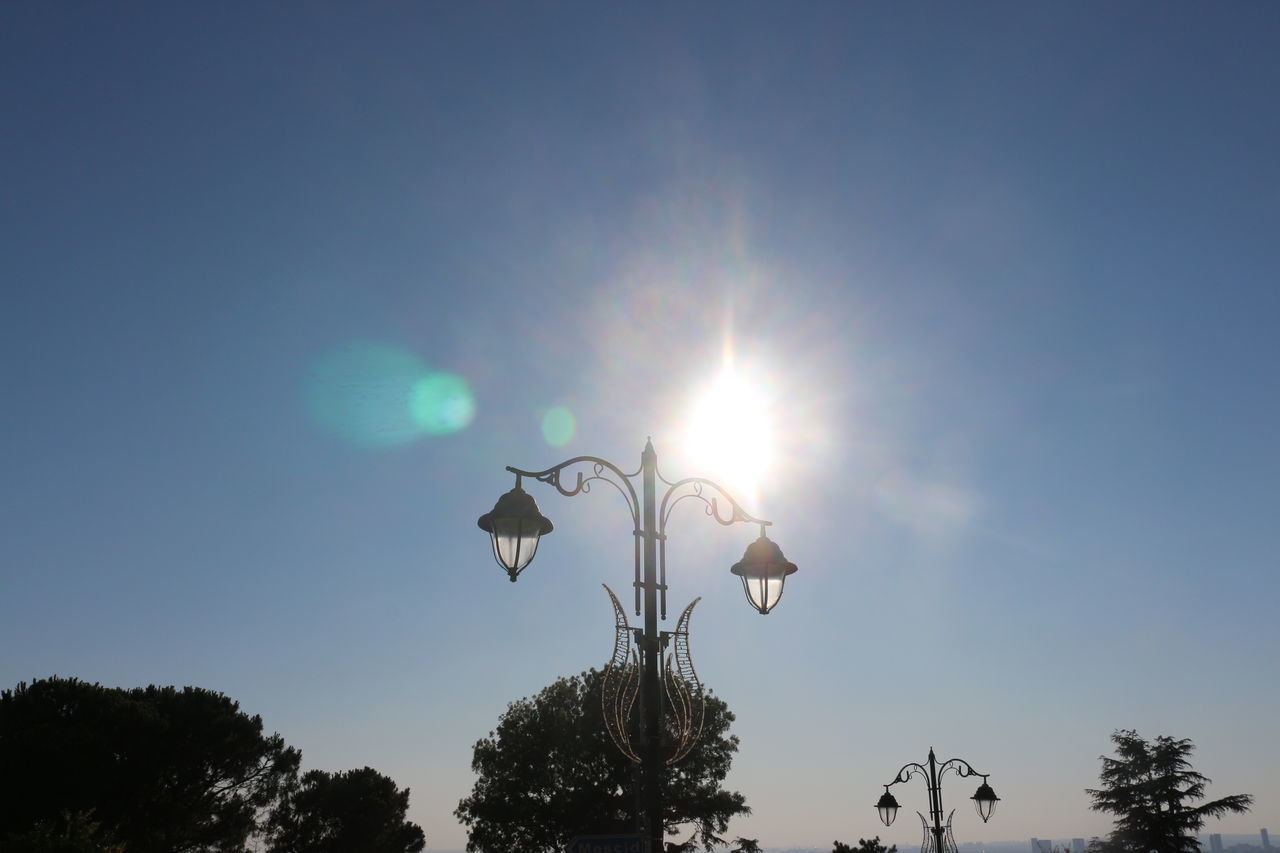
3, 3, 1277, 849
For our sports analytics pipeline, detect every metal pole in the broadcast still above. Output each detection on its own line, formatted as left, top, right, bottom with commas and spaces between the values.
927, 749, 946, 853
641, 439, 662, 853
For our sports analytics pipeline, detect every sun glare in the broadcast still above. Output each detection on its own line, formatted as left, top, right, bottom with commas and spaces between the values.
684, 368, 774, 497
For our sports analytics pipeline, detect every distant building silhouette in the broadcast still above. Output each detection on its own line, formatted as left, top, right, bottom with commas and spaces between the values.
1262, 829, 1271, 849
1072, 839, 1085, 853
1210, 834, 1224, 853
1031, 839, 1053, 853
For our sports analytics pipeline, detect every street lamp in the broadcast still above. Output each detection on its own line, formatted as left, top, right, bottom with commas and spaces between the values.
877, 748, 999, 853
479, 438, 797, 852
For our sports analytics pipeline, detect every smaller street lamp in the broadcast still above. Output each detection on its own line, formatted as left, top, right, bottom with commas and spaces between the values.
877, 748, 998, 853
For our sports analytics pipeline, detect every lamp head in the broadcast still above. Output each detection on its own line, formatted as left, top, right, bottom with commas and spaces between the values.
972, 777, 999, 823
876, 787, 900, 827
729, 531, 797, 614
477, 481, 553, 581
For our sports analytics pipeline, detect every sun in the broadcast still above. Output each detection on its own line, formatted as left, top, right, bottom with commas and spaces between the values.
683, 367, 775, 497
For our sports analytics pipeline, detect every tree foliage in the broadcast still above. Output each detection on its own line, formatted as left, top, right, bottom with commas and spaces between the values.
0, 677, 301, 853
266, 767, 425, 853
834, 837, 898, 853
0, 810, 125, 853
0, 677, 424, 853
1086, 730, 1252, 853
455, 668, 750, 853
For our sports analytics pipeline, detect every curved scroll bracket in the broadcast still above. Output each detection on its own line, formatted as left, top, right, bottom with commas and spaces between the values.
937, 757, 985, 781
889, 762, 929, 787
658, 477, 770, 533
508, 456, 641, 528
656, 476, 771, 619
512, 456, 645, 615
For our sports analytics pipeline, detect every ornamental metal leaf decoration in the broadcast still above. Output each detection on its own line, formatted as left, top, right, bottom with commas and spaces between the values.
664, 596, 704, 765
600, 587, 705, 766
601, 584, 640, 763
917, 813, 932, 853
916, 811, 957, 853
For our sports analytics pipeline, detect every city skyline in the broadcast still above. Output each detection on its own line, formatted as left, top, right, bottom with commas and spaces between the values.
3, 3, 1278, 849
423, 833, 1280, 853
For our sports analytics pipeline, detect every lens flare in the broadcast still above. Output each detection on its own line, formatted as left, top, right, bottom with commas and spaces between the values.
411, 372, 476, 435
540, 405, 576, 447
304, 341, 475, 448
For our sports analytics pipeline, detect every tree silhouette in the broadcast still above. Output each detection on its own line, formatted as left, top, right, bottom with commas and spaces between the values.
0, 810, 125, 853
1086, 730, 1252, 853
834, 837, 898, 853
455, 668, 749, 853
1, 677, 424, 853
266, 767, 425, 853
0, 677, 300, 853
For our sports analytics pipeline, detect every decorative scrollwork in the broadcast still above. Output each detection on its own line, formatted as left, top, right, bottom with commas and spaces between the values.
508, 456, 641, 529
658, 478, 768, 534
656, 476, 771, 619
663, 597, 704, 765
888, 756, 984, 788
936, 757, 984, 781
601, 584, 641, 763
891, 763, 930, 786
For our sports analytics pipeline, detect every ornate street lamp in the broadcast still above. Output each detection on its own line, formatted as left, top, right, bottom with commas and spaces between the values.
877, 748, 998, 853
479, 438, 796, 853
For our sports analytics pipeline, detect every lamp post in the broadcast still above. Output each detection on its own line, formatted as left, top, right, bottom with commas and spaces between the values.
478, 438, 797, 852
876, 748, 999, 853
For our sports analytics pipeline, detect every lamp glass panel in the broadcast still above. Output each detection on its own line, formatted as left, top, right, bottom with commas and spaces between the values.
742, 575, 785, 614
879, 804, 897, 827
491, 517, 541, 572
975, 796, 996, 822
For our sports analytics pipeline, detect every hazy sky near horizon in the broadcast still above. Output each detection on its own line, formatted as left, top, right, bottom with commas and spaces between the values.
3, 3, 1278, 849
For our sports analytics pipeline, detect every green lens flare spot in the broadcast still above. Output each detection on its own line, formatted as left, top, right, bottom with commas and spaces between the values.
305, 341, 430, 448
410, 372, 476, 435
540, 406, 576, 447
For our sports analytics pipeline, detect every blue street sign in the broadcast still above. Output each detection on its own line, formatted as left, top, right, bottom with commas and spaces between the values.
566, 834, 648, 853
